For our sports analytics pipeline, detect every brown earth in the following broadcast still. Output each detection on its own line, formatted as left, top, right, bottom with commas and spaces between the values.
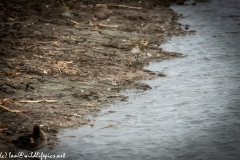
0, 0, 195, 154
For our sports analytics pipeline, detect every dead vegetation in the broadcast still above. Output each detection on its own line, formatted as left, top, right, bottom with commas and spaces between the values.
0, 0, 189, 152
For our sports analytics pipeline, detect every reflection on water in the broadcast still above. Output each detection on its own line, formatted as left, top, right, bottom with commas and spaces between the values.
41, 0, 240, 159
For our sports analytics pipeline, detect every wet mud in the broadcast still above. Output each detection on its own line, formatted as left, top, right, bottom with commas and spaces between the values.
0, 0, 192, 153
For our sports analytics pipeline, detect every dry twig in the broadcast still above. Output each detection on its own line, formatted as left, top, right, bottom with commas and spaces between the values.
95, 4, 143, 10
0, 105, 27, 113
19, 100, 57, 103
98, 23, 119, 28
108, 94, 122, 98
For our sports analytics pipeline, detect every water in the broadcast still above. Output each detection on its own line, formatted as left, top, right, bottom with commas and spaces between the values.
41, 0, 240, 159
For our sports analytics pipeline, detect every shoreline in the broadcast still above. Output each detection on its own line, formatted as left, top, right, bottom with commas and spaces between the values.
0, 0, 190, 153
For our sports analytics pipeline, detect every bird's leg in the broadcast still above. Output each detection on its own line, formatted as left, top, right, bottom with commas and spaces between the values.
135, 54, 139, 63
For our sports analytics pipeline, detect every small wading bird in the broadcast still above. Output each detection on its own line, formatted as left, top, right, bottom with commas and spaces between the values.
11, 124, 47, 151
129, 38, 148, 62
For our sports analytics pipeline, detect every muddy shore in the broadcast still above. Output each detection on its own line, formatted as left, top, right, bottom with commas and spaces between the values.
0, 0, 194, 153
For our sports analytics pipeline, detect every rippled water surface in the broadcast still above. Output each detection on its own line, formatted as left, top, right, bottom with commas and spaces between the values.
42, 0, 240, 159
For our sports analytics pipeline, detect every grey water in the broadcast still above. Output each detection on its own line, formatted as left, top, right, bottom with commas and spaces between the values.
41, 0, 240, 159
